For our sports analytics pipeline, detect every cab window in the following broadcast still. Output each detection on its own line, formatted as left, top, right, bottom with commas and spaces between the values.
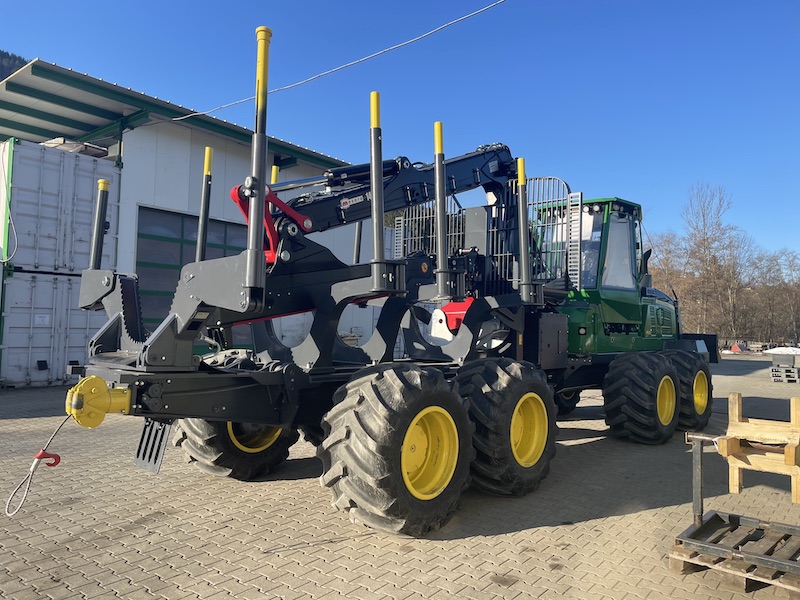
580, 210, 603, 288
601, 213, 636, 290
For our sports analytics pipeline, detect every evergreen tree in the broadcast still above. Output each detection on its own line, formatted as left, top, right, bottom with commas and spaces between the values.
0, 50, 30, 81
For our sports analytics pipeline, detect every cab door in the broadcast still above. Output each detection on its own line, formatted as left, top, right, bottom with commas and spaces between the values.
599, 213, 639, 316
596, 211, 644, 350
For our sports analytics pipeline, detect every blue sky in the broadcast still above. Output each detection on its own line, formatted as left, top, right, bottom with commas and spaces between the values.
3, 1, 798, 252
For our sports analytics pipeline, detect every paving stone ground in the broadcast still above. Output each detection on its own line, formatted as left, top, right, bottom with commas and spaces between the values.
2, 354, 800, 599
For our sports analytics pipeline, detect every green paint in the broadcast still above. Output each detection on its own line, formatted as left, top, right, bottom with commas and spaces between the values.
5, 63, 347, 170
5, 82, 122, 121
77, 110, 151, 144
0, 99, 95, 132
2, 138, 13, 261
0, 138, 16, 373
557, 197, 677, 356
28, 63, 346, 169
0, 115, 62, 139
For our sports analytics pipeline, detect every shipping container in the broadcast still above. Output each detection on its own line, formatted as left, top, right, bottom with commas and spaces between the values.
0, 271, 110, 386
0, 139, 121, 387
0, 138, 120, 273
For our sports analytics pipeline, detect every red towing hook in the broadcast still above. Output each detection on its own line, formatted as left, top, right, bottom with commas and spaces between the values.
33, 449, 60, 467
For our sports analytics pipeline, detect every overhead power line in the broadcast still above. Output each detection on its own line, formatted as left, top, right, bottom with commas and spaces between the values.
173, 0, 507, 121
268, 0, 506, 94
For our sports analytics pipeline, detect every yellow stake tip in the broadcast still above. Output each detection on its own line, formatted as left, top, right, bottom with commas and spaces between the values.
434, 122, 444, 155
370, 91, 381, 129
97, 179, 110, 191
203, 147, 213, 175
517, 158, 526, 186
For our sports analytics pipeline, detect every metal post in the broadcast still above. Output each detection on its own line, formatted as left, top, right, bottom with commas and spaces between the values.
353, 221, 362, 264
244, 26, 272, 290
516, 158, 533, 303
433, 121, 449, 299
690, 433, 706, 528
195, 147, 213, 262
88, 179, 109, 270
369, 91, 386, 290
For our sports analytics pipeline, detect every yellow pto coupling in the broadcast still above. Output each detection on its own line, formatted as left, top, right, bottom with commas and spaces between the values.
65, 376, 131, 428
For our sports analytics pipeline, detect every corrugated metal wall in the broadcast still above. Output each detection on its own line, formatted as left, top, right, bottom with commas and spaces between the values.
0, 139, 120, 272
0, 139, 121, 386
1, 272, 111, 385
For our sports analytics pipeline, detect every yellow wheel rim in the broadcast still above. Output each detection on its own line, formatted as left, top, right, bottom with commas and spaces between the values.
510, 392, 548, 467
227, 422, 282, 453
656, 376, 677, 426
401, 406, 459, 500
693, 370, 709, 415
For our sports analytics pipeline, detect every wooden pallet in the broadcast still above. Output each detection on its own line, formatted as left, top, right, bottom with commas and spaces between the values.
772, 367, 800, 376
673, 396, 800, 594
772, 367, 800, 383
670, 511, 800, 593
717, 393, 800, 503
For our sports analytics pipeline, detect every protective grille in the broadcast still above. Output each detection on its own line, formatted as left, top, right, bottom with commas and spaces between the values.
483, 177, 574, 295
526, 177, 574, 282
392, 177, 576, 296
393, 196, 465, 258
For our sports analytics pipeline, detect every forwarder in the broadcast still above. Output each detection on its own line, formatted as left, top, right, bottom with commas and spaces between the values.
64, 27, 715, 536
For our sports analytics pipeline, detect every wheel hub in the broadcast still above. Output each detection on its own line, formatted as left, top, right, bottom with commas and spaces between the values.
656, 376, 677, 426
227, 422, 282, 453
510, 392, 548, 467
401, 406, 458, 500
693, 371, 709, 414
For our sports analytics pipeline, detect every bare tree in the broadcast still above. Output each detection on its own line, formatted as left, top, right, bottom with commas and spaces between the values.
784, 251, 800, 343
681, 183, 732, 334
645, 183, 800, 345
715, 227, 759, 340
750, 251, 786, 343
647, 229, 686, 292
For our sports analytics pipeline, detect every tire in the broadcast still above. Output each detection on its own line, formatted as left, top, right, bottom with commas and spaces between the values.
298, 424, 325, 447
172, 418, 299, 480
661, 350, 713, 431
318, 363, 474, 537
602, 353, 679, 444
555, 390, 580, 415
455, 358, 557, 496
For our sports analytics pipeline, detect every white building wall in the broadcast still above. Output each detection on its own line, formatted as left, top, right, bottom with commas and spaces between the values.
117, 123, 325, 272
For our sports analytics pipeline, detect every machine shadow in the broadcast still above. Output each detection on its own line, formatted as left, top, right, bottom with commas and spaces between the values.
432, 391, 793, 540
432, 432, 723, 540
712, 357, 771, 376
257, 456, 321, 482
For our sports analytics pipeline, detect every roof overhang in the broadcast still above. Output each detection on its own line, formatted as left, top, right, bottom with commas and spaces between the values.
0, 59, 346, 169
